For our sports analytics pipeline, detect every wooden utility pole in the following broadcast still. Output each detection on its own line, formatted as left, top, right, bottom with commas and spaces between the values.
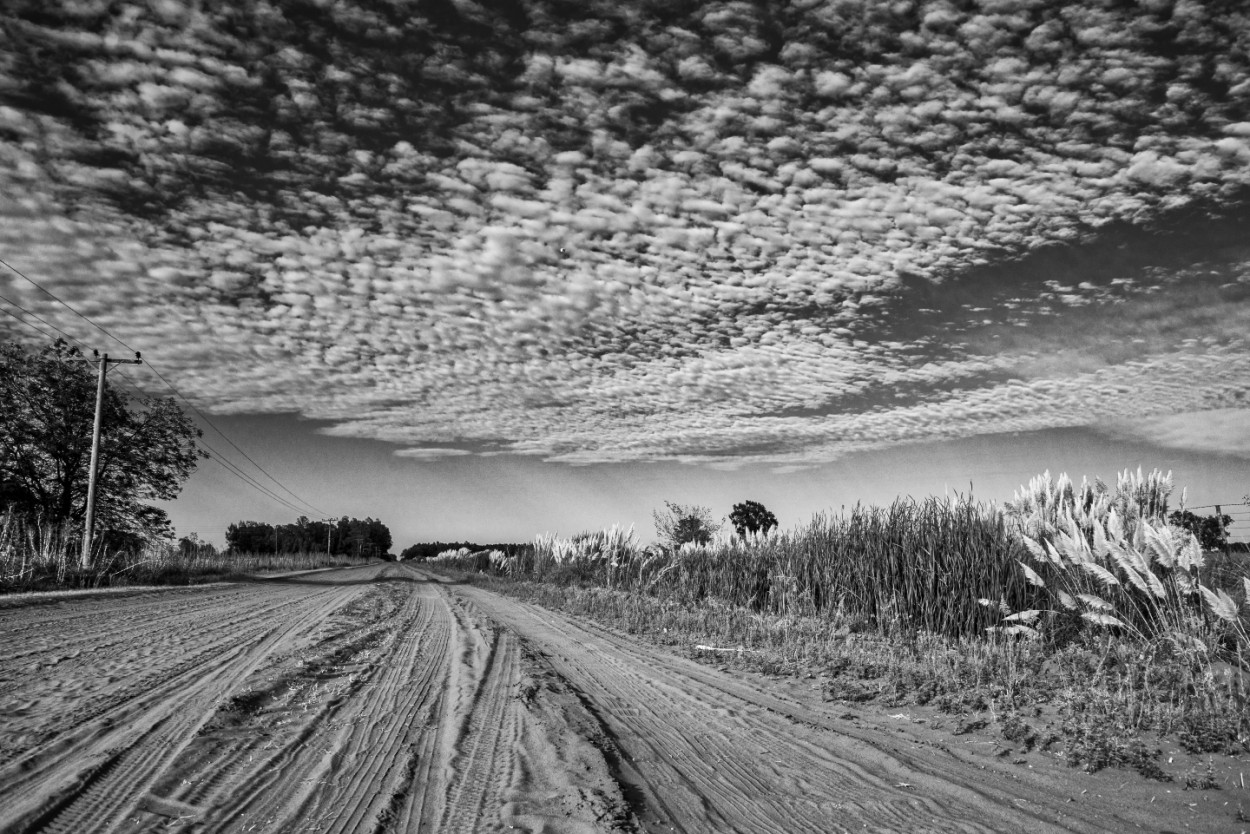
81, 350, 142, 568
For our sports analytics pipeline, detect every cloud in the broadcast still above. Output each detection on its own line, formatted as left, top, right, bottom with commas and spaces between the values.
1, 0, 1249, 471
392, 448, 474, 462
1100, 410, 1250, 459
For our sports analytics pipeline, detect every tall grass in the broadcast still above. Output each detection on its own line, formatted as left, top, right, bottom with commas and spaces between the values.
433, 496, 1036, 640
435, 468, 1247, 652
0, 509, 376, 593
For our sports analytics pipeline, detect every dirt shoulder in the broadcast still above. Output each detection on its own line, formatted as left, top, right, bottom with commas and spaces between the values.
441, 571, 1249, 833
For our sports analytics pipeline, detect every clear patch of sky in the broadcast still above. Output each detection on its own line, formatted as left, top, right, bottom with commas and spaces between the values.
162, 413, 1250, 550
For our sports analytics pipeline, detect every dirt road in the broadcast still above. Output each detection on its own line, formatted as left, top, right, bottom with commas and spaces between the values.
0, 563, 1236, 833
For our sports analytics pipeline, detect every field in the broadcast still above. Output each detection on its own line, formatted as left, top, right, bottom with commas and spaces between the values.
0, 559, 1243, 833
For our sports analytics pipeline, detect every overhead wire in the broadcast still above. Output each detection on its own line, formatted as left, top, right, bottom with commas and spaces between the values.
136, 361, 328, 516
0, 256, 134, 352
0, 255, 327, 518
0, 303, 63, 343
198, 443, 314, 517
0, 293, 88, 346
101, 368, 309, 514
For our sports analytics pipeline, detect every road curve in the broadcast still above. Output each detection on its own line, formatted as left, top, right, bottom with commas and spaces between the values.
0, 563, 1227, 833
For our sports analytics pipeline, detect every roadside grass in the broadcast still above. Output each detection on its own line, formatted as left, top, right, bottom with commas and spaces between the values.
426, 469, 1250, 777
0, 513, 375, 593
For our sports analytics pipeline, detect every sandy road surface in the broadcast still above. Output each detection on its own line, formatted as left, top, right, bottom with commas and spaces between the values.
0, 563, 1236, 833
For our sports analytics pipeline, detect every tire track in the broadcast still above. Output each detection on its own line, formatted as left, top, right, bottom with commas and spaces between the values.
16, 590, 358, 834
194, 570, 455, 833
0, 584, 352, 770
0, 570, 377, 834
439, 627, 519, 832
4, 565, 641, 834
448, 579, 1080, 834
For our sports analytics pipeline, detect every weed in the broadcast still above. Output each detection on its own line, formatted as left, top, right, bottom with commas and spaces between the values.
953, 716, 989, 735
1183, 759, 1220, 790
1000, 714, 1039, 751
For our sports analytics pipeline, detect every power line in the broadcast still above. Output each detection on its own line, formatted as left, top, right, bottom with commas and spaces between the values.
0, 293, 88, 346
138, 360, 328, 517
0, 303, 62, 343
199, 444, 314, 517
107, 365, 325, 517
1184, 502, 1250, 511
107, 369, 317, 516
0, 257, 136, 353
0, 255, 327, 518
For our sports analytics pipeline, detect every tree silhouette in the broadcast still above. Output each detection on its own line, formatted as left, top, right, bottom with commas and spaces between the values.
730, 500, 778, 538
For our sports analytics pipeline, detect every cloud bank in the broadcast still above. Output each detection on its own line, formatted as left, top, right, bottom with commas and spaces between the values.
1, 0, 1248, 466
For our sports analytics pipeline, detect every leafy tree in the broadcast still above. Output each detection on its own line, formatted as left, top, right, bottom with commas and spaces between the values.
1168, 509, 1233, 551
730, 500, 778, 538
652, 501, 721, 550
225, 520, 276, 554
0, 340, 203, 553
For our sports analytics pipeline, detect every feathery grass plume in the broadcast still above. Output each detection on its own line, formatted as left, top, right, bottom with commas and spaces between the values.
1002, 504, 1248, 661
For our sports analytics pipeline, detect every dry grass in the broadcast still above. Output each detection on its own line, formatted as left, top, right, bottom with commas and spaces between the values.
0, 511, 376, 593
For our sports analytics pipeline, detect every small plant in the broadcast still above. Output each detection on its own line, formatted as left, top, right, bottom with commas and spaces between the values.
1183, 759, 1221, 790
1000, 714, 1039, 751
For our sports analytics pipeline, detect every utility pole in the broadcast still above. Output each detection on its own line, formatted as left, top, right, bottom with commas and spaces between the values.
81, 350, 142, 568
326, 521, 332, 557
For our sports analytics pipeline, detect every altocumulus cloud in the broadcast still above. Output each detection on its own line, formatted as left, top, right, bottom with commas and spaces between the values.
1, 0, 1248, 466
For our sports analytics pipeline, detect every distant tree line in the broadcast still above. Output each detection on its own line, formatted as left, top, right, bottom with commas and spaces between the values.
398, 541, 527, 561
226, 516, 392, 558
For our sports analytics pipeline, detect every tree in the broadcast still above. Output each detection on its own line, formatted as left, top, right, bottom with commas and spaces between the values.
730, 500, 778, 538
652, 501, 721, 550
0, 340, 204, 552
1168, 509, 1233, 551
178, 533, 218, 559
226, 516, 394, 558
226, 520, 276, 554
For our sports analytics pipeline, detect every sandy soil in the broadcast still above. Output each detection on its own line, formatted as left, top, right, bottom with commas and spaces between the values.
0, 562, 1243, 833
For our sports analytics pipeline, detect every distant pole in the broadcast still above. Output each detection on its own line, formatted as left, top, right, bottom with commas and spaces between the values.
326, 522, 332, 556
80, 350, 142, 569
1217, 505, 1230, 558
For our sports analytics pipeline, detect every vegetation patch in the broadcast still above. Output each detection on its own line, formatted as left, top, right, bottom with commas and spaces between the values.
425, 468, 1249, 783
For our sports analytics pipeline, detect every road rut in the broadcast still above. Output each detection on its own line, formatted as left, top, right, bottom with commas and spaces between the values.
0, 563, 1235, 832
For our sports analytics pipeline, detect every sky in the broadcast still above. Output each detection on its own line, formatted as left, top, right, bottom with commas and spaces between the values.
1, 0, 1248, 548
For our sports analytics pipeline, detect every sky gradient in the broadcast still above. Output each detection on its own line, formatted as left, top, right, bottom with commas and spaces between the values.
1, 0, 1248, 547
